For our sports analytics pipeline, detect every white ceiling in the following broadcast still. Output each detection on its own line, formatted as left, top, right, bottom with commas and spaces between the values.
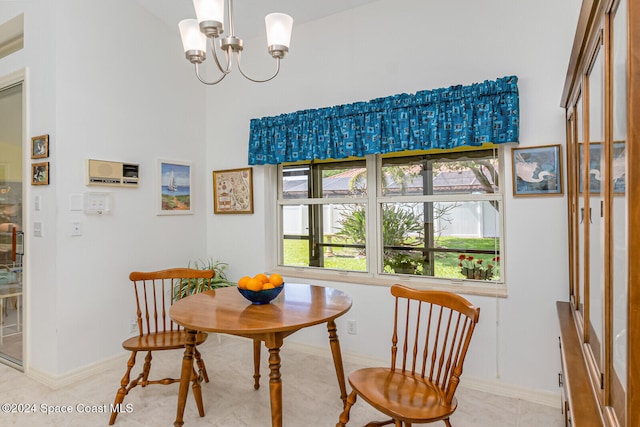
135, 0, 379, 37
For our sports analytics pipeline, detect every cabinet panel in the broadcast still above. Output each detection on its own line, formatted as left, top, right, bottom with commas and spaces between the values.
586, 35, 606, 378
567, 105, 580, 310
576, 95, 586, 319
610, 0, 627, 420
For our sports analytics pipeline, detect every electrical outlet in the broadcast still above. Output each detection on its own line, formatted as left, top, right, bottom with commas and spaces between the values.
130, 319, 138, 333
71, 221, 82, 236
347, 319, 357, 335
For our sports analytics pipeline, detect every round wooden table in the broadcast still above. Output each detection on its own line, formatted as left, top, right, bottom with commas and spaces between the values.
169, 283, 352, 427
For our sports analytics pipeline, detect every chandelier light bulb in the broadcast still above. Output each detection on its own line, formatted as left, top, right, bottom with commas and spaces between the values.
265, 13, 293, 49
193, 0, 224, 37
193, 0, 224, 25
178, 19, 206, 63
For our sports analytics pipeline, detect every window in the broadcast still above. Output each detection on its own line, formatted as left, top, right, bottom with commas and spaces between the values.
278, 148, 503, 283
280, 160, 367, 271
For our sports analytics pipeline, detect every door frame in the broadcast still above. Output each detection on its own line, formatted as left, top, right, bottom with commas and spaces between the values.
0, 68, 27, 371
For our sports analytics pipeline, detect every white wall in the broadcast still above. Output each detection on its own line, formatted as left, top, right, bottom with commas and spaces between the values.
205, 0, 581, 398
50, 0, 213, 375
1, 0, 59, 375
0, 0, 209, 376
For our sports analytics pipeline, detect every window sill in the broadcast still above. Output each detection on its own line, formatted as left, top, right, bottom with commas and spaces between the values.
271, 266, 507, 298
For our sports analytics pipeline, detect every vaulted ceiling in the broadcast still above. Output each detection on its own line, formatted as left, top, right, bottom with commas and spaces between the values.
135, 0, 380, 37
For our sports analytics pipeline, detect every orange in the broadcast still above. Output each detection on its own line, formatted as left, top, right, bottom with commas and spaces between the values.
237, 276, 251, 289
262, 283, 275, 290
268, 273, 284, 287
254, 273, 269, 284
246, 278, 263, 292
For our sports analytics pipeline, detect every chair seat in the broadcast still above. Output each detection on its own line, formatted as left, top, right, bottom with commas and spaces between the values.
122, 330, 208, 351
348, 367, 457, 423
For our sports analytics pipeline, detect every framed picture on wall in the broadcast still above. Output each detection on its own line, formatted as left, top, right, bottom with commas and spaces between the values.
31, 134, 49, 159
512, 144, 563, 196
157, 159, 192, 215
31, 162, 49, 185
212, 167, 254, 214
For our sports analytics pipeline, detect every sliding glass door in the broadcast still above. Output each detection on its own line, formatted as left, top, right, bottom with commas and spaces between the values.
0, 81, 24, 367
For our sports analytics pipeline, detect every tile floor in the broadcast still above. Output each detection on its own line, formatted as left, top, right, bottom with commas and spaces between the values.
0, 335, 563, 426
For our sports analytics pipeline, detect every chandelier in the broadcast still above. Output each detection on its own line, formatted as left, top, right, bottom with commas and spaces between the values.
178, 0, 293, 85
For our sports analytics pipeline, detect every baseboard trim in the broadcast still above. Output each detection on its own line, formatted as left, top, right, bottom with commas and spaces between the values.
285, 341, 561, 409
460, 376, 561, 408
27, 352, 128, 389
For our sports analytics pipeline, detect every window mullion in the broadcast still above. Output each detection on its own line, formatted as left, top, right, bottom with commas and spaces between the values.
278, 197, 368, 206
309, 165, 323, 267
423, 159, 435, 276
368, 155, 379, 275
377, 193, 502, 204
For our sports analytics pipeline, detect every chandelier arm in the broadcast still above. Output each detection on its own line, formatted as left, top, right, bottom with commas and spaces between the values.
194, 63, 228, 85
236, 52, 281, 83
211, 41, 233, 75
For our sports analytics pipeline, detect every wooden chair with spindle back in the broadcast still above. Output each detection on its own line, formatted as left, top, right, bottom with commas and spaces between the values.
109, 268, 215, 425
336, 284, 480, 427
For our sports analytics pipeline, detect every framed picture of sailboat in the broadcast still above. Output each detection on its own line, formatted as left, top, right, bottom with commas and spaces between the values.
158, 159, 193, 215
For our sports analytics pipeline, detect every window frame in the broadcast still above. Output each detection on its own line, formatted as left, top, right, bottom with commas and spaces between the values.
273, 148, 507, 298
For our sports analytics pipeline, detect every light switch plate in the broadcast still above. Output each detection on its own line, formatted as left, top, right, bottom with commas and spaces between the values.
33, 221, 43, 237
84, 192, 111, 214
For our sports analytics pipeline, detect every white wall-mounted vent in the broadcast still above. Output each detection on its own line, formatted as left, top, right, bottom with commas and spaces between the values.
86, 159, 139, 187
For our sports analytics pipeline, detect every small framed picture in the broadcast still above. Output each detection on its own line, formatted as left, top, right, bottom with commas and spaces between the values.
158, 159, 192, 215
512, 144, 563, 196
31, 135, 49, 159
213, 167, 254, 214
31, 162, 49, 185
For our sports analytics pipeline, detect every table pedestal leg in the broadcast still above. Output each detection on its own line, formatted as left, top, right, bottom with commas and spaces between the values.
174, 329, 201, 427
253, 338, 261, 389
327, 320, 348, 406
267, 342, 283, 427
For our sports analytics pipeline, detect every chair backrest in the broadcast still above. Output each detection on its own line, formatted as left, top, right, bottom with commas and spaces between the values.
389, 284, 480, 404
129, 268, 215, 336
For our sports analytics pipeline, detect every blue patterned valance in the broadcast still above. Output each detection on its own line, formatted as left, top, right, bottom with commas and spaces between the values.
248, 76, 519, 165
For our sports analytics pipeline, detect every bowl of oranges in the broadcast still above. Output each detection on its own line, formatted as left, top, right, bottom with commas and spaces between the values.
237, 273, 285, 305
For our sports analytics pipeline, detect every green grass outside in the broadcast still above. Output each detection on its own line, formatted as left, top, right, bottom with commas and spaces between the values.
283, 236, 500, 280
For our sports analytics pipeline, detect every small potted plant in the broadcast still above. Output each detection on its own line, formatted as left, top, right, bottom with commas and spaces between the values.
174, 258, 236, 300
458, 254, 498, 280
